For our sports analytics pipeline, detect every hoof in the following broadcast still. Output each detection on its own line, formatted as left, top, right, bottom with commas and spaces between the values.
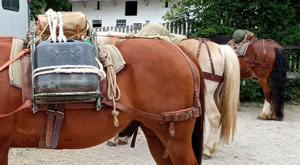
258, 112, 268, 120
106, 141, 117, 147
202, 147, 212, 160
202, 153, 212, 160
118, 140, 128, 145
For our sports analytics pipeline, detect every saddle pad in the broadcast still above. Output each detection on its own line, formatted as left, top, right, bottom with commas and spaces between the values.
98, 44, 126, 73
9, 38, 24, 88
229, 40, 250, 56
132, 24, 187, 44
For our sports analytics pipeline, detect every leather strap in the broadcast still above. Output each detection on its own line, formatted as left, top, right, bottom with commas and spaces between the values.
45, 104, 65, 148
102, 97, 201, 123
0, 48, 30, 72
22, 55, 32, 102
171, 43, 201, 110
130, 127, 139, 148
202, 72, 224, 82
196, 38, 216, 75
51, 104, 65, 148
195, 38, 224, 82
0, 99, 32, 118
242, 39, 272, 69
46, 107, 55, 148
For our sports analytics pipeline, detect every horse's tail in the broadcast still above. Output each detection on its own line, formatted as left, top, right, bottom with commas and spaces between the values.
192, 70, 205, 164
271, 48, 287, 120
218, 45, 240, 143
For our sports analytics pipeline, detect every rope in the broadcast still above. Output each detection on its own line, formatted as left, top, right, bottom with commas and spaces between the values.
32, 64, 106, 85
45, 9, 67, 43
98, 48, 121, 127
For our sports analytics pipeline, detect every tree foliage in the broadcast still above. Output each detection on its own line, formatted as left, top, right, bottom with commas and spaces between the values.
164, 0, 300, 45
29, 0, 71, 20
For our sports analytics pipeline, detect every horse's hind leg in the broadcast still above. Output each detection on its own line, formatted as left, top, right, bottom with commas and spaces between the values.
257, 77, 275, 120
203, 93, 221, 159
148, 120, 198, 165
141, 125, 172, 165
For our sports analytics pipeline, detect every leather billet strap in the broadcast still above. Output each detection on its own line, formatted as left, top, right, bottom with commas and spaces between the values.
46, 109, 55, 148
52, 106, 65, 148
46, 104, 65, 148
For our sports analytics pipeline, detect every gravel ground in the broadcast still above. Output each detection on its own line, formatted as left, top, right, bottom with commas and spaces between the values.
8, 102, 300, 165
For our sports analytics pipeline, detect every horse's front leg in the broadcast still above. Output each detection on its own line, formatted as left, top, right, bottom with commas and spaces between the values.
257, 77, 275, 120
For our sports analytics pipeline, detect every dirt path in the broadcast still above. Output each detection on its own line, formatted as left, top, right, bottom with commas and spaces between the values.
8, 103, 300, 165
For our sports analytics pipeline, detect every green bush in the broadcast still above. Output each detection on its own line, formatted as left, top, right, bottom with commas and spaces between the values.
240, 78, 300, 104
285, 78, 300, 104
240, 79, 264, 102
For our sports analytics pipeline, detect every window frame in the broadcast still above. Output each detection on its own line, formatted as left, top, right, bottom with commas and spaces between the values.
116, 19, 126, 27
2, 0, 20, 12
92, 20, 102, 28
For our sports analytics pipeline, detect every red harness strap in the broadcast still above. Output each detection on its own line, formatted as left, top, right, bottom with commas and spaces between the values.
0, 99, 32, 118
0, 48, 30, 72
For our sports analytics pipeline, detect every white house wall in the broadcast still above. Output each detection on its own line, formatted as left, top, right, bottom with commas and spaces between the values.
0, 1, 29, 39
72, 0, 170, 27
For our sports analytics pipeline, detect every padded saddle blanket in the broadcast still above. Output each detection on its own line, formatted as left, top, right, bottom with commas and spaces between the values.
130, 23, 187, 44
98, 44, 126, 73
228, 40, 250, 56
8, 38, 24, 88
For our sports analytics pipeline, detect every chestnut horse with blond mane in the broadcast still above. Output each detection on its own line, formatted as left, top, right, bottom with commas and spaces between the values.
97, 31, 240, 159
208, 35, 287, 121
0, 37, 205, 165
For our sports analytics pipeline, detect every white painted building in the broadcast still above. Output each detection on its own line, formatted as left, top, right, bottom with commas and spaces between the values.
0, 0, 30, 39
71, 0, 174, 28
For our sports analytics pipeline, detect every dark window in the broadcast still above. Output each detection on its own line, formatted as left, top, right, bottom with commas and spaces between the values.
95, 1, 102, 10
2, 0, 19, 12
165, 2, 169, 8
125, 1, 137, 16
93, 20, 102, 28
116, 19, 126, 27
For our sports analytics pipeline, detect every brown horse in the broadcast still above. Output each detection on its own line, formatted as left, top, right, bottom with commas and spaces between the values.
0, 37, 205, 165
209, 35, 287, 120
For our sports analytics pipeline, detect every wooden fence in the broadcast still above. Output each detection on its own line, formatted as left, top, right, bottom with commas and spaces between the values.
94, 22, 194, 36
285, 46, 300, 78
94, 24, 300, 79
